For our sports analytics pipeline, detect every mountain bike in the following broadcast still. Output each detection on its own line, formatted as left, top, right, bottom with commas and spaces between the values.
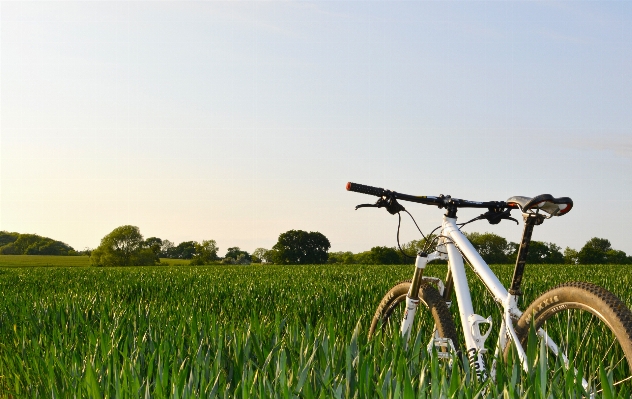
346, 182, 632, 395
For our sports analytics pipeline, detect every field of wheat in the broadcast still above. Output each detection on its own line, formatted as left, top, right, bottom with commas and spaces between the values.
0, 262, 630, 398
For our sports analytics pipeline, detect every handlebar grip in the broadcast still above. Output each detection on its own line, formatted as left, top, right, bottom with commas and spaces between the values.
346, 182, 385, 197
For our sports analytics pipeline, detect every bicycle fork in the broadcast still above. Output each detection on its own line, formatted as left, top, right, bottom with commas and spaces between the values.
399, 252, 428, 342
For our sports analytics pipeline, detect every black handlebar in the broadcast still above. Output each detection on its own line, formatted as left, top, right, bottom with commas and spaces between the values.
345, 182, 385, 197
346, 181, 509, 210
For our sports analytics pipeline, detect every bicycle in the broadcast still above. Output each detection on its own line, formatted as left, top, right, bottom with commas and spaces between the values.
346, 181, 632, 395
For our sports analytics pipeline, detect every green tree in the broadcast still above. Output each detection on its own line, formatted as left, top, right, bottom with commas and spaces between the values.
269, 230, 330, 264
160, 240, 174, 258
143, 237, 163, 261
0, 242, 19, 255
171, 241, 197, 259
578, 237, 611, 264
328, 251, 356, 264
523, 241, 564, 264
190, 240, 219, 265
90, 225, 156, 267
251, 248, 269, 263
605, 249, 630, 264
0, 231, 74, 255
0, 231, 18, 247
222, 247, 251, 264
360, 246, 400, 264
563, 247, 579, 264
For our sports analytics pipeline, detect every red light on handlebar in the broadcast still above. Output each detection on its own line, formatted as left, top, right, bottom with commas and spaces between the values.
346, 182, 351, 191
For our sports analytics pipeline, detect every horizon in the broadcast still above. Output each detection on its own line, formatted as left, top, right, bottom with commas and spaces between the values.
2, 2, 631, 255
0, 223, 612, 256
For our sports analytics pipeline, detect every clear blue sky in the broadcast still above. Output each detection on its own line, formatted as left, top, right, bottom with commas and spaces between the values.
1, 1, 631, 255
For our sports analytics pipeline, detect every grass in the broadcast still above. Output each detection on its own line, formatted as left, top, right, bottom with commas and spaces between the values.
0, 262, 630, 397
0, 255, 91, 267
158, 257, 195, 266
0, 255, 210, 267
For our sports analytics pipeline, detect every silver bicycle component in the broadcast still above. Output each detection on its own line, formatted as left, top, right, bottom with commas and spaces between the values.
431, 336, 457, 360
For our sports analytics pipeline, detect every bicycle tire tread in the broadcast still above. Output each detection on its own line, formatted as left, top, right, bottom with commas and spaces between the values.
369, 280, 459, 351
511, 281, 632, 369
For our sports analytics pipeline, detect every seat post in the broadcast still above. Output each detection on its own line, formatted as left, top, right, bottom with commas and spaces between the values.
509, 213, 545, 296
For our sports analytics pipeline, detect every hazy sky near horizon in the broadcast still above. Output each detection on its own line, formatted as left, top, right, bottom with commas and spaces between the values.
1, 1, 631, 256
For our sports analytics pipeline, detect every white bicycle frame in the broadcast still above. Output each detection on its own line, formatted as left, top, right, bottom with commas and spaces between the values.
400, 215, 574, 384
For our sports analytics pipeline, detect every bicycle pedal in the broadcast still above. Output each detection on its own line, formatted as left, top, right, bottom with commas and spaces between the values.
432, 337, 456, 359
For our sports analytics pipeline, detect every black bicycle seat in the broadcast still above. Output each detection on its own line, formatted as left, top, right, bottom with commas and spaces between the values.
506, 194, 573, 217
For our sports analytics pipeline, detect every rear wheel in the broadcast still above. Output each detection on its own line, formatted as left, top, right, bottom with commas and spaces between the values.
511, 282, 632, 396
369, 281, 458, 355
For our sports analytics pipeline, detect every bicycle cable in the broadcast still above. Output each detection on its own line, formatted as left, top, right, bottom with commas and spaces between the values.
397, 211, 433, 259
396, 213, 416, 259
396, 210, 451, 259
421, 224, 442, 253
421, 233, 455, 255
404, 210, 427, 241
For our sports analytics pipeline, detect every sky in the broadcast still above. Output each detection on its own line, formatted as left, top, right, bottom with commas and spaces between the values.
1, 1, 631, 256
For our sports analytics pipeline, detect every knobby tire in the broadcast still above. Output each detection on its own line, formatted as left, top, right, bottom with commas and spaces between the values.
368, 281, 458, 354
510, 281, 632, 395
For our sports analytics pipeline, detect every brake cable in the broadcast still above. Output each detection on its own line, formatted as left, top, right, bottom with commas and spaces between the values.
457, 208, 518, 228
396, 213, 416, 259
358, 195, 517, 260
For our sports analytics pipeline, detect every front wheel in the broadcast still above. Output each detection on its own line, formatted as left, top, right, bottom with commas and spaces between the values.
369, 281, 458, 354
511, 282, 632, 396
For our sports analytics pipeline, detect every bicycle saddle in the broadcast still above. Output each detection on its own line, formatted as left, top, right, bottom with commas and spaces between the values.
506, 194, 573, 217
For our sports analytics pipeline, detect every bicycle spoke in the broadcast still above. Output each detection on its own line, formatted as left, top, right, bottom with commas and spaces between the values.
613, 375, 632, 386
571, 313, 595, 366
595, 376, 632, 395
564, 310, 571, 362
609, 352, 628, 374
538, 308, 631, 396
600, 335, 620, 365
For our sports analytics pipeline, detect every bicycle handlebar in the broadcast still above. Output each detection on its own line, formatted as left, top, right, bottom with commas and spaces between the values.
345, 182, 385, 197
346, 182, 509, 210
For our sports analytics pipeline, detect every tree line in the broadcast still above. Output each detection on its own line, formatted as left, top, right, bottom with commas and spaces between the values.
0, 231, 79, 256
89, 227, 330, 267
88, 225, 251, 267
2, 226, 631, 266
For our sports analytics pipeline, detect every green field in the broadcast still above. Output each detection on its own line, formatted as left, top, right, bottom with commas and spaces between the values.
0, 260, 630, 398
0, 255, 91, 267
0, 255, 193, 267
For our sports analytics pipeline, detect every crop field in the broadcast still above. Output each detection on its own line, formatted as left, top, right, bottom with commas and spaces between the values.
0, 255, 91, 267
0, 256, 192, 268
0, 262, 630, 398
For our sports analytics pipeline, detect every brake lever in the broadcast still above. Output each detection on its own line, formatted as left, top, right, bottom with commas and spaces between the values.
355, 203, 380, 210
355, 196, 388, 211
484, 208, 519, 225
355, 195, 405, 215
